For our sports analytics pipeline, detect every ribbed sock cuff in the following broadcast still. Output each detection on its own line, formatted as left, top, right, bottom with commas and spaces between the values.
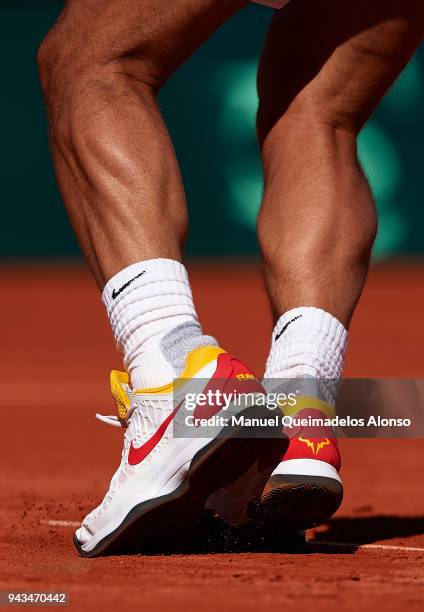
265, 307, 348, 381
102, 259, 189, 311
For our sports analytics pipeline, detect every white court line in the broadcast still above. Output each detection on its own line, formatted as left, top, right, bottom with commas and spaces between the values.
307, 540, 424, 553
40, 519, 80, 527
39, 520, 424, 553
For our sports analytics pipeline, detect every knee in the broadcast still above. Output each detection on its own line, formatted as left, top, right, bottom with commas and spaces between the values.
37, 21, 160, 108
38, 30, 98, 113
258, 86, 363, 150
37, 29, 62, 99
292, 86, 365, 134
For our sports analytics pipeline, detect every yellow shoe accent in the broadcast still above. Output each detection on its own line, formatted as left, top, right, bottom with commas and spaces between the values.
109, 346, 226, 421
110, 370, 132, 421
134, 345, 226, 395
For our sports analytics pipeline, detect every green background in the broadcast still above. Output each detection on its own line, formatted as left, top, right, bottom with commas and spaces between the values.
1, 1, 423, 259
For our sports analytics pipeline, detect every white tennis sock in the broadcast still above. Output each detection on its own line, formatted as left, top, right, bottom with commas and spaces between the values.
102, 259, 217, 390
264, 307, 348, 405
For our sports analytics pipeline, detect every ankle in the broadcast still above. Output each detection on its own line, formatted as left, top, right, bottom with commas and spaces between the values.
130, 322, 218, 389
264, 307, 347, 404
102, 259, 218, 389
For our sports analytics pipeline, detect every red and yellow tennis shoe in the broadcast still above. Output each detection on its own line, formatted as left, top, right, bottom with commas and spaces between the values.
252, 398, 343, 531
74, 346, 287, 557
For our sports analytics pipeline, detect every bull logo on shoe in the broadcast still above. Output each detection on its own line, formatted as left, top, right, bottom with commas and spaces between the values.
298, 435, 331, 456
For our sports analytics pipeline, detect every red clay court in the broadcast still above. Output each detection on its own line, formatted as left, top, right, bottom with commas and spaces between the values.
1, 261, 424, 610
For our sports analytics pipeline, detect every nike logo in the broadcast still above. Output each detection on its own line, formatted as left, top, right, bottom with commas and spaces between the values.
112, 271, 146, 300
275, 315, 303, 342
127, 399, 184, 466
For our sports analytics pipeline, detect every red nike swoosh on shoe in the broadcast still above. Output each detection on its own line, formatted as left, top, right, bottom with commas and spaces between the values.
127, 377, 231, 467
128, 399, 184, 466
192, 353, 264, 421
128, 354, 264, 466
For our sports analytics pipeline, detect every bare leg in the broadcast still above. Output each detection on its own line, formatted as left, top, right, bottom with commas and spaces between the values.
37, 0, 294, 556
253, 1, 424, 534
38, 0, 246, 288
257, 0, 424, 327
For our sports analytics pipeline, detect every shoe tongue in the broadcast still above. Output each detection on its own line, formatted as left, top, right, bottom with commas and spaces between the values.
110, 370, 133, 421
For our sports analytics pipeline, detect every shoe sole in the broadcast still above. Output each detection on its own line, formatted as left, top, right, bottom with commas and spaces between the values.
74, 405, 288, 557
250, 474, 343, 532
